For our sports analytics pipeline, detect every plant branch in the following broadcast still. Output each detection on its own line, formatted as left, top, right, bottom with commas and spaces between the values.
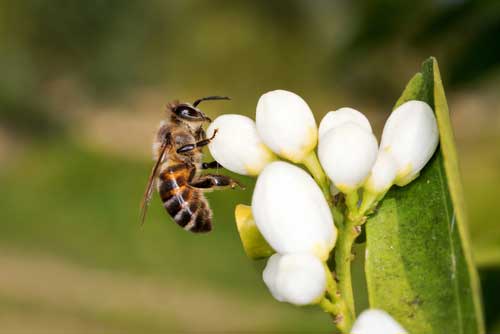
321, 265, 354, 333
334, 218, 359, 327
334, 190, 380, 330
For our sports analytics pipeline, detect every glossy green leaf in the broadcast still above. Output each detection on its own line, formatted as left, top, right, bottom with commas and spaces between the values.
364, 58, 485, 334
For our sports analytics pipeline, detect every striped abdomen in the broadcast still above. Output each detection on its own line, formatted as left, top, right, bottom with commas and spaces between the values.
158, 164, 212, 233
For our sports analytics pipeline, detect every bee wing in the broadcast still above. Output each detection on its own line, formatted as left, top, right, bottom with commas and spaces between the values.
140, 142, 169, 226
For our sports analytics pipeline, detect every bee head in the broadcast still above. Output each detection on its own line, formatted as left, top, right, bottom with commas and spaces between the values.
169, 96, 230, 123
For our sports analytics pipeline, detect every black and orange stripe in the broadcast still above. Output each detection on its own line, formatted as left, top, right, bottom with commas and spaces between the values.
158, 163, 212, 233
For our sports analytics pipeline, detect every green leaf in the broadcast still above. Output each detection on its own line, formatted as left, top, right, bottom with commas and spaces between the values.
235, 204, 275, 260
364, 58, 485, 334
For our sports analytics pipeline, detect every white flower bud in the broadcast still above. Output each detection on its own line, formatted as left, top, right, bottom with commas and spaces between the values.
380, 100, 439, 186
364, 151, 398, 194
262, 253, 284, 302
256, 90, 317, 163
318, 107, 372, 139
318, 123, 378, 193
207, 114, 276, 176
351, 309, 407, 334
263, 253, 327, 306
252, 161, 336, 260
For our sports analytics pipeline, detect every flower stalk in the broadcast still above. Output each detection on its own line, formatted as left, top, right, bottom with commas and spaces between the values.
302, 151, 332, 202
355, 190, 382, 221
302, 151, 345, 229
320, 264, 354, 332
334, 218, 359, 326
345, 191, 360, 219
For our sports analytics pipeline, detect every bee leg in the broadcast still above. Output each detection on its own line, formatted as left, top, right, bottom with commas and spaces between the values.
177, 130, 218, 154
201, 161, 223, 169
194, 126, 206, 140
190, 174, 245, 190
193, 129, 218, 148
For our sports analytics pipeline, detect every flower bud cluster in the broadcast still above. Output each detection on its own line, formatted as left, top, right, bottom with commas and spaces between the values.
207, 89, 439, 308
317, 101, 438, 201
208, 90, 335, 305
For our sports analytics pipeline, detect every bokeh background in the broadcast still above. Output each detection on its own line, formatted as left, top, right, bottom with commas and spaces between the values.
1, 1, 499, 333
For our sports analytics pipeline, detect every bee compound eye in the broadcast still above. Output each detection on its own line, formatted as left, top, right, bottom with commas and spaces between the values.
176, 106, 199, 119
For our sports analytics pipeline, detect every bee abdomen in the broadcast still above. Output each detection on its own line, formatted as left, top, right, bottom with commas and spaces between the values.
189, 204, 212, 233
159, 175, 212, 233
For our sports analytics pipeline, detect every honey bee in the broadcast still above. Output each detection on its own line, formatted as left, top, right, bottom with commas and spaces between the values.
140, 96, 243, 232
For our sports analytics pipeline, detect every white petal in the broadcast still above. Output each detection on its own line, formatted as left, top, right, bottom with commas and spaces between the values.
318, 123, 378, 193
351, 309, 408, 334
262, 254, 285, 302
256, 90, 317, 163
318, 107, 372, 139
207, 114, 276, 176
364, 151, 398, 193
274, 253, 327, 305
380, 100, 439, 185
252, 161, 336, 260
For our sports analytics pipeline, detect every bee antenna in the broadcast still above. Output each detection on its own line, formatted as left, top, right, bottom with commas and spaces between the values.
193, 96, 231, 107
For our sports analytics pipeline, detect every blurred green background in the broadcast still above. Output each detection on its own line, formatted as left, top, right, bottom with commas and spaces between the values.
1, 1, 499, 333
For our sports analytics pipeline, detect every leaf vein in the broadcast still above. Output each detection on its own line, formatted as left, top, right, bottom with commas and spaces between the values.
437, 159, 463, 334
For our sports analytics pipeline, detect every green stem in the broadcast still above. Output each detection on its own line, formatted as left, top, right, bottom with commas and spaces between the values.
334, 189, 386, 327
302, 151, 332, 202
302, 151, 344, 227
321, 265, 354, 333
334, 219, 359, 324
351, 188, 386, 222
319, 297, 338, 313
345, 191, 359, 218
357, 189, 378, 218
